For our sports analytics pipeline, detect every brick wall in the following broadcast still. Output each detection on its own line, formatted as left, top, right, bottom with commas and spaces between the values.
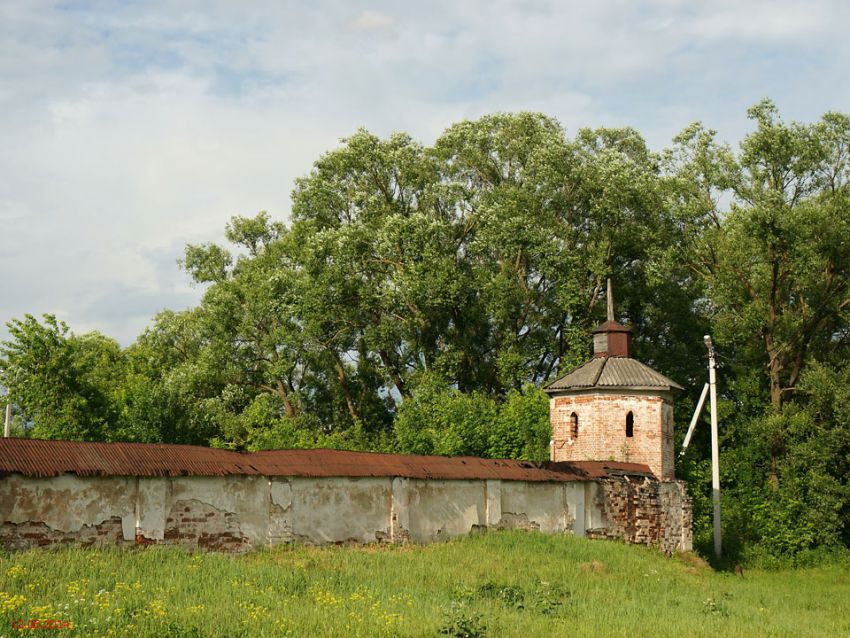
585, 477, 692, 554
160, 500, 251, 552
0, 517, 131, 551
550, 392, 676, 479
1, 473, 692, 553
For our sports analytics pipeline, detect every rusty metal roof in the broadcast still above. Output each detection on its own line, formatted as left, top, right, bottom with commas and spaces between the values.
591, 320, 632, 334
545, 356, 683, 393
0, 438, 652, 481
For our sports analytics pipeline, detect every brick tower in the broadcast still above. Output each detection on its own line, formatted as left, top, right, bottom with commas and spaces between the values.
544, 281, 682, 479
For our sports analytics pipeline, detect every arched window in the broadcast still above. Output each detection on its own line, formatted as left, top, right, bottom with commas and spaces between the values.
625, 411, 634, 438
570, 412, 579, 439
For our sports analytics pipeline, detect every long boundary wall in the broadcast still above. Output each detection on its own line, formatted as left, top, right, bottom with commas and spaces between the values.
0, 473, 691, 553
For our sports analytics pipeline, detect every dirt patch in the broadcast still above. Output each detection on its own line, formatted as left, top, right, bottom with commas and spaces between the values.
675, 551, 711, 572
580, 560, 607, 574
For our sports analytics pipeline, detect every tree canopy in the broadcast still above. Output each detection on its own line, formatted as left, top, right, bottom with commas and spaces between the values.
2, 102, 849, 563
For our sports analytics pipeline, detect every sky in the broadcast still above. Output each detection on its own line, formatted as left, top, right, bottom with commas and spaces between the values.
1, 0, 849, 345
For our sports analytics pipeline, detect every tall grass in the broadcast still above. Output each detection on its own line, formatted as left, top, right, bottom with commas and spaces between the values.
1, 532, 848, 637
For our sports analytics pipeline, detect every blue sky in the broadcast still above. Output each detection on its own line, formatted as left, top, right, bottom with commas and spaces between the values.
1, 0, 848, 344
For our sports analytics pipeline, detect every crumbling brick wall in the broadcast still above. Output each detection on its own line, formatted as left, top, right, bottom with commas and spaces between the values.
585, 476, 692, 553
160, 500, 251, 552
1, 473, 692, 553
0, 517, 131, 552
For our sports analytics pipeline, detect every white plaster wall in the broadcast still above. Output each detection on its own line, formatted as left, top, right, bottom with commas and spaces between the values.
288, 477, 393, 544
564, 483, 586, 535
0, 474, 136, 537
0, 473, 690, 551
584, 481, 603, 530
391, 477, 410, 542
503, 482, 566, 533
136, 477, 168, 540
269, 478, 293, 544
406, 480, 486, 542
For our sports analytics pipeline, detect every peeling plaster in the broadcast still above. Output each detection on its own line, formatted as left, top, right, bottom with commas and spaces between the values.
270, 480, 292, 509
1, 475, 134, 534
1, 472, 692, 553
137, 478, 169, 540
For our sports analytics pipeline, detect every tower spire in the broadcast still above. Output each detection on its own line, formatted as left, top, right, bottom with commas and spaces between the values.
593, 278, 632, 357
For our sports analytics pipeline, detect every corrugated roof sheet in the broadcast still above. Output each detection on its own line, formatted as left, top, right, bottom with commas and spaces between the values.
0, 438, 652, 481
545, 356, 683, 392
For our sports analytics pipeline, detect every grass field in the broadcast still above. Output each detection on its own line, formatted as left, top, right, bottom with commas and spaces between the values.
1, 532, 849, 637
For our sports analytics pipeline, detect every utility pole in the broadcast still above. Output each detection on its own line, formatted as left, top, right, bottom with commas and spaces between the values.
4, 400, 10, 438
704, 335, 721, 559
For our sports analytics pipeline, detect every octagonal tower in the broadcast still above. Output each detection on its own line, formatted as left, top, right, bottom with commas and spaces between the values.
544, 283, 682, 479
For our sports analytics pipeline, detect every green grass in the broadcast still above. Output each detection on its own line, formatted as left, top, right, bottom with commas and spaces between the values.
1, 532, 849, 637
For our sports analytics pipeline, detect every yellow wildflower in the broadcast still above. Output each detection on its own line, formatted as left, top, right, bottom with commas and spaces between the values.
6, 564, 27, 578
0, 591, 26, 612
143, 599, 167, 618
66, 579, 90, 596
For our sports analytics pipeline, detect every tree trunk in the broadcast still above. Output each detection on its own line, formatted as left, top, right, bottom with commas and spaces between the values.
378, 348, 411, 400
333, 356, 359, 422
768, 353, 783, 411
764, 332, 783, 488
275, 380, 297, 418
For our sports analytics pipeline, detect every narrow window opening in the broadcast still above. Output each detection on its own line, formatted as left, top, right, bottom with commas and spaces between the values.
625, 411, 634, 438
570, 412, 579, 439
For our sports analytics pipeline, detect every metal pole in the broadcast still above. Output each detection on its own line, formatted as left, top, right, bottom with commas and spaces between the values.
704, 335, 721, 559
4, 400, 10, 438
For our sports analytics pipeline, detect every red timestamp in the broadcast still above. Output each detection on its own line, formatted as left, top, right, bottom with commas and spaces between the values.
11, 618, 72, 631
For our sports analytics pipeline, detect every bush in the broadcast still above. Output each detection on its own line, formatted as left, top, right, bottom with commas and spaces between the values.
439, 602, 488, 638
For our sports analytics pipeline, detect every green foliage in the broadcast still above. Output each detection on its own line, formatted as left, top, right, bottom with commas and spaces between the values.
2, 103, 850, 561
487, 386, 551, 460
439, 602, 488, 638
668, 101, 850, 562
714, 361, 850, 563
393, 383, 496, 457
475, 581, 525, 607
0, 315, 125, 441
669, 100, 850, 411
393, 380, 549, 460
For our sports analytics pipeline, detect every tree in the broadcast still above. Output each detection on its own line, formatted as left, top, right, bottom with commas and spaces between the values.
667, 103, 850, 558
289, 114, 693, 403
121, 308, 214, 444
393, 376, 549, 460
671, 101, 850, 411
0, 314, 125, 441
122, 113, 700, 450
719, 361, 850, 562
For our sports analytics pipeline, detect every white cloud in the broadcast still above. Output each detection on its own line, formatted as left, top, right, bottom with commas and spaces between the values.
351, 10, 395, 31
687, 0, 833, 41
0, 0, 848, 344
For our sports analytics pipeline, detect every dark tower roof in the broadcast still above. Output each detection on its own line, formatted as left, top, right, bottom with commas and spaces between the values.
545, 278, 682, 393
544, 356, 683, 393
592, 320, 631, 333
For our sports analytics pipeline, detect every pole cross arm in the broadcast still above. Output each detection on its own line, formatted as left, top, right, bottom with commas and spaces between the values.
680, 383, 709, 457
